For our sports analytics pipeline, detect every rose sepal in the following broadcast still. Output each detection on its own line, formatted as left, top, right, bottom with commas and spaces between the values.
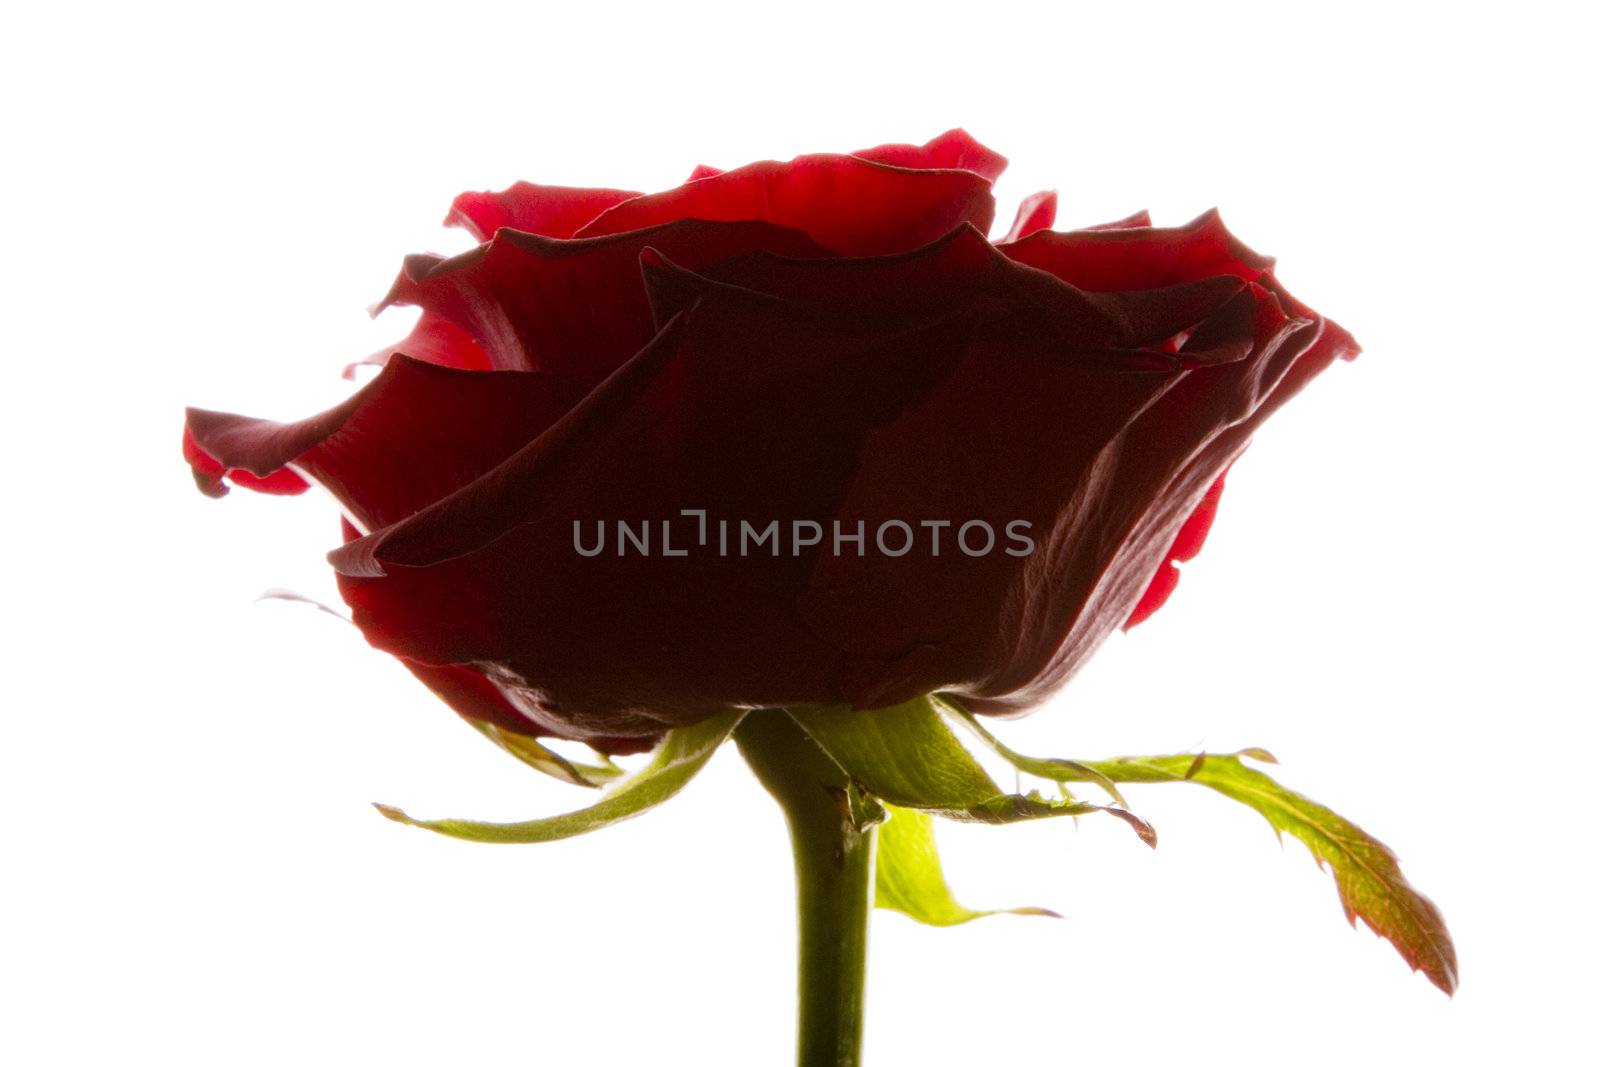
374, 710, 745, 843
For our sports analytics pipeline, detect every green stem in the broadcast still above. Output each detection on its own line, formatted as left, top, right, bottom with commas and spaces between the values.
736, 711, 876, 1067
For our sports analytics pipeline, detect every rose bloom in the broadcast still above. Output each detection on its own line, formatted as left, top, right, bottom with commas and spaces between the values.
184, 130, 1355, 754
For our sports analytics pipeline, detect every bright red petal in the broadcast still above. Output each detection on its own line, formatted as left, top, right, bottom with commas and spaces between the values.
1083, 209, 1153, 231
345, 310, 492, 379
573, 152, 996, 256
851, 128, 1008, 182
1123, 468, 1229, 628
445, 183, 640, 242
1002, 190, 1057, 242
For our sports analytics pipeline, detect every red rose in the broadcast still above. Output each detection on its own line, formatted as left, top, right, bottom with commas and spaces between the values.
184, 129, 1356, 754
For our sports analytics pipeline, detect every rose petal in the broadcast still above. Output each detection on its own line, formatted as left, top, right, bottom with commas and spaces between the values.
345, 310, 492, 379
1108, 267, 1361, 629
401, 644, 540, 732
335, 516, 654, 754
1123, 467, 1229, 628
183, 427, 308, 498
573, 151, 997, 256
377, 218, 832, 380
1002, 191, 1058, 242
1082, 209, 1154, 231
445, 183, 640, 242
851, 128, 1009, 183
963, 283, 1354, 714
679, 223, 1248, 362
185, 355, 573, 531
1003, 208, 1274, 290
398, 658, 655, 757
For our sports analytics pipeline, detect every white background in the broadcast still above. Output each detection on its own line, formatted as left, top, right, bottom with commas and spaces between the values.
4, 2, 1595, 1063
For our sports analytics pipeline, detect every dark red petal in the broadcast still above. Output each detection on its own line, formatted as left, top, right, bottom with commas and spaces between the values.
183, 426, 308, 498
329, 316, 693, 580
1002, 191, 1057, 242
1260, 270, 1363, 363
184, 355, 572, 530
444, 183, 640, 242
851, 128, 1008, 183
572, 153, 996, 256
1123, 467, 1229, 628
1096, 276, 1258, 356
327, 518, 608, 747
798, 268, 1335, 713
686, 164, 723, 181
964, 282, 1355, 715
400, 655, 655, 755
401, 651, 541, 734
661, 224, 995, 321
377, 218, 832, 380
1003, 208, 1274, 291
791, 285, 1290, 710
326, 235, 1257, 745
333, 286, 940, 743
680, 223, 1247, 363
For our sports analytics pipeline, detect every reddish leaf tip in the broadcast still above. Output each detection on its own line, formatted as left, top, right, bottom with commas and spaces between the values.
1104, 807, 1158, 848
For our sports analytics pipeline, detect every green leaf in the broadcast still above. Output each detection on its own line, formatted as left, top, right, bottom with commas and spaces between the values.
467, 720, 623, 789
375, 710, 746, 843
941, 698, 1128, 807
1072, 751, 1458, 995
786, 699, 1154, 844
875, 804, 1059, 926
